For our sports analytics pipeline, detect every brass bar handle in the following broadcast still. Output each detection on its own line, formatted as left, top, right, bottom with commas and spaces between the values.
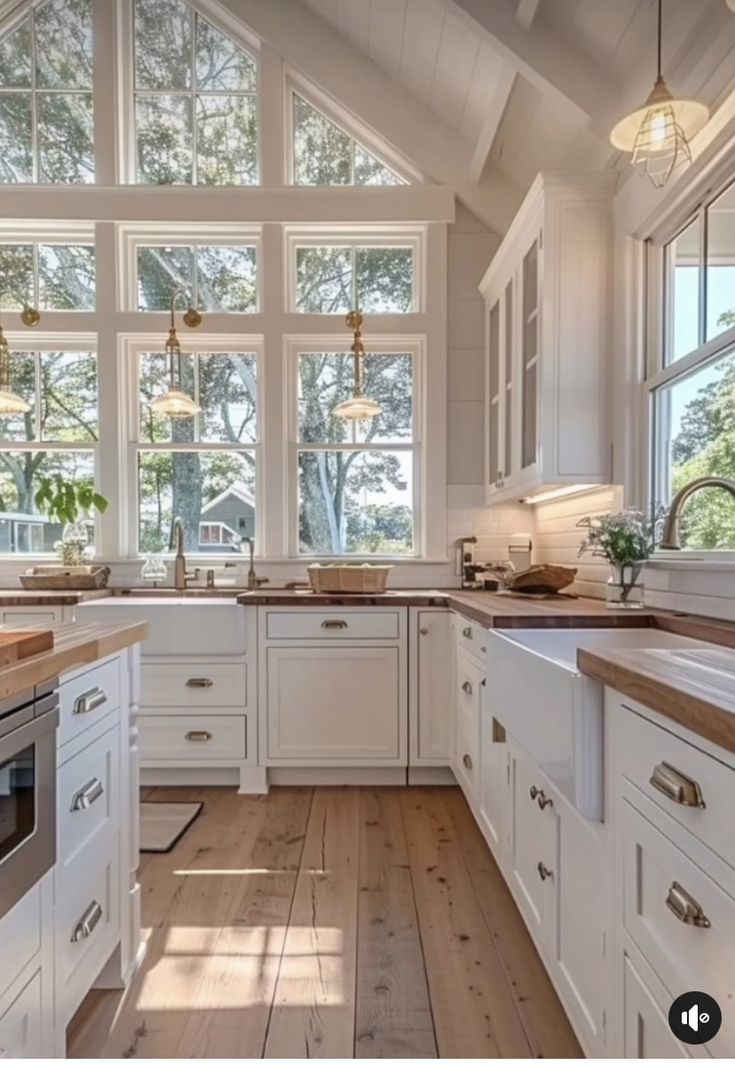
71, 777, 104, 812
462, 626, 473, 639
71, 900, 103, 942
665, 881, 711, 928
186, 677, 214, 689
650, 761, 705, 808
462, 753, 473, 770
461, 681, 473, 695
537, 861, 553, 882
185, 730, 213, 742
321, 620, 348, 629
73, 686, 107, 715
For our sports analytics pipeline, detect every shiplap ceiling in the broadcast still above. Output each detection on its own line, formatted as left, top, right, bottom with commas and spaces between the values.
297, 0, 735, 204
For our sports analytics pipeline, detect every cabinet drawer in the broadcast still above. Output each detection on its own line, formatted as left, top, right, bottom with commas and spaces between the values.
623, 957, 693, 1059
1, 608, 62, 626
55, 831, 120, 1024
0, 885, 41, 1003
455, 648, 482, 796
0, 969, 42, 1060
266, 610, 399, 640
59, 657, 120, 747
141, 662, 247, 708
455, 616, 488, 660
139, 714, 246, 760
622, 798, 734, 1056
619, 705, 734, 869
58, 726, 119, 868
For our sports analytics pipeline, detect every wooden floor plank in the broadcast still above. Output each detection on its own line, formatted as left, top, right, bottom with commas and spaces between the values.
177, 787, 313, 1058
442, 788, 583, 1059
355, 788, 437, 1059
264, 787, 360, 1059
400, 788, 533, 1059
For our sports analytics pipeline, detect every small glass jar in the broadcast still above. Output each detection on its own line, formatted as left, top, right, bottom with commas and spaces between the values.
141, 555, 168, 585
606, 563, 645, 609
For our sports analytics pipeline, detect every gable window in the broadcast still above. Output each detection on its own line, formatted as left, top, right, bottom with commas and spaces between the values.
289, 340, 420, 557
0, 0, 94, 184
648, 177, 735, 549
0, 345, 98, 554
291, 93, 404, 187
136, 243, 257, 312
133, 0, 258, 185
131, 341, 259, 553
0, 240, 95, 310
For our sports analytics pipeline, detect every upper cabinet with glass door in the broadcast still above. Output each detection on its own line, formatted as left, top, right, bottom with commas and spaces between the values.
480, 173, 615, 504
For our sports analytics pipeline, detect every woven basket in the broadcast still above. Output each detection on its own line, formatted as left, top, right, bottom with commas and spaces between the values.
20, 565, 111, 591
308, 564, 393, 594
507, 564, 576, 594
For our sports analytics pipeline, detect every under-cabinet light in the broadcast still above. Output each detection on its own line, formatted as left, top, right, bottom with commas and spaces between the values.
520, 485, 601, 506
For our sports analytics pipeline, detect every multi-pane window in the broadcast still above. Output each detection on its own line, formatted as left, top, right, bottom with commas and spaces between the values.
0, 241, 95, 310
0, 0, 94, 183
0, 348, 98, 553
137, 243, 257, 312
650, 177, 735, 549
293, 346, 417, 556
292, 94, 404, 187
133, 0, 258, 185
135, 347, 258, 553
293, 243, 416, 314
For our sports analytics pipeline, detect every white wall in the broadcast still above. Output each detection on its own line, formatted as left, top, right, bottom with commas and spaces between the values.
532, 487, 622, 599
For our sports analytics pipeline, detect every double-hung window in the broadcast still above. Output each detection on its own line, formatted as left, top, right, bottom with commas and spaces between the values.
647, 177, 735, 549
289, 339, 421, 558
129, 338, 260, 554
0, 341, 98, 554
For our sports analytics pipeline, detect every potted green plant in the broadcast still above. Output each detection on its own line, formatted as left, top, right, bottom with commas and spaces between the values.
34, 476, 109, 567
576, 508, 661, 608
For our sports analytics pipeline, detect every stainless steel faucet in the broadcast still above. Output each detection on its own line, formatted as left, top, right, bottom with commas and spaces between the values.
243, 536, 269, 591
169, 516, 199, 591
660, 476, 735, 550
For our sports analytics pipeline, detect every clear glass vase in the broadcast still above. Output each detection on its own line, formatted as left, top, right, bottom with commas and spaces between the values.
606, 564, 644, 609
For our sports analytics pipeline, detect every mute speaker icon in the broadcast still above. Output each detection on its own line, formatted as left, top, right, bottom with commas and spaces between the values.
670, 992, 721, 1045
682, 1004, 710, 1032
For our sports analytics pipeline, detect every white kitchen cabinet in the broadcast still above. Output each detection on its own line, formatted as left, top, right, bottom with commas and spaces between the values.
453, 646, 482, 803
623, 957, 692, 1059
481, 172, 615, 504
409, 609, 451, 765
478, 709, 508, 860
0, 607, 66, 626
0, 970, 43, 1060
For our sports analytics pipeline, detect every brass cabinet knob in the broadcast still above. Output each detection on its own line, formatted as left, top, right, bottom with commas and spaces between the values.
463, 753, 473, 770
420, 627, 429, 635
461, 681, 473, 695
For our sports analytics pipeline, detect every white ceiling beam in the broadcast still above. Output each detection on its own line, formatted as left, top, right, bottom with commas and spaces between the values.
468, 64, 516, 182
515, 0, 540, 31
222, 0, 523, 232
438, 0, 623, 125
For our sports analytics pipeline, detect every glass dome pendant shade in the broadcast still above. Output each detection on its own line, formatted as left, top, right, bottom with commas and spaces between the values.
150, 290, 202, 418
609, 0, 709, 188
332, 310, 383, 422
0, 322, 31, 416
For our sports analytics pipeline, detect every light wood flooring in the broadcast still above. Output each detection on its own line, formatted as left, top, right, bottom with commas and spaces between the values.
67, 786, 582, 1059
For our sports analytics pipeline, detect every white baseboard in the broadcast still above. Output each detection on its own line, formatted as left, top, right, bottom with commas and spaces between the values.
268, 766, 408, 786
141, 767, 240, 788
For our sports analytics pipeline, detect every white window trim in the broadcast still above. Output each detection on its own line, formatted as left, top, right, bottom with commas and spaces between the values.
284, 333, 426, 561
118, 331, 263, 559
117, 221, 263, 312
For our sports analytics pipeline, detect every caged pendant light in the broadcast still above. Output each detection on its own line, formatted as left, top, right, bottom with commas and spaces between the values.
610, 0, 709, 188
332, 309, 383, 422
0, 304, 40, 417
150, 288, 202, 418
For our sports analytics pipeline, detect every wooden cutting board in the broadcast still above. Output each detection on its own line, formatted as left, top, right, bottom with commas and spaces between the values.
0, 629, 54, 668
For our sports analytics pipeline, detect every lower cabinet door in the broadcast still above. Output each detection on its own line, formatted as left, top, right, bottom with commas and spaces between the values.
623, 957, 692, 1059
509, 740, 558, 952
0, 969, 42, 1060
454, 648, 482, 801
478, 709, 508, 858
414, 611, 452, 763
266, 646, 403, 763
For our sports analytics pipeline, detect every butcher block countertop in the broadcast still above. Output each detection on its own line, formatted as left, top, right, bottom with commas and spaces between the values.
579, 644, 735, 757
0, 589, 111, 606
0, 621, 147, 702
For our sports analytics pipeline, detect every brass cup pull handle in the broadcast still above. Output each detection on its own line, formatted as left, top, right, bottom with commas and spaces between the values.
666, 881, 711, 928
71, 777, 104, 812
462, 753, 473, 770
71, 900, 103, 942
462, 681, 473, 695
537, 861, 553, 882
73, 686, 107, 715
650, 761, 705, 808
185, 730, 212, 742
462, 626, 473, 639
321, 620, 348, 629
186, 677, 214, 689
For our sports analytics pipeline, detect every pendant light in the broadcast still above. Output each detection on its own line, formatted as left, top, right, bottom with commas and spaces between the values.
332, 309, 383, 421
610, 0, 709, 188
0, 305, 40, 416
150, 288, 202, 418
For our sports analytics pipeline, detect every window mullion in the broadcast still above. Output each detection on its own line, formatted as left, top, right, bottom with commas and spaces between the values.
29, 8, 38, 182
699, 203, 707, 348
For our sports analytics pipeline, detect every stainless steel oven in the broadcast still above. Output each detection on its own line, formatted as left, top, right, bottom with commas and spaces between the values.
0, 678, 58, 921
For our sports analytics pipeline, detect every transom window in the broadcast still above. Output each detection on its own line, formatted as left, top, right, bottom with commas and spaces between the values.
648, 176, 735, 549
0, 240, 95, 310
0, 0, 94, 183
133, 0, 258, 185
136, 243, 257, 312
290, 342, 419, 557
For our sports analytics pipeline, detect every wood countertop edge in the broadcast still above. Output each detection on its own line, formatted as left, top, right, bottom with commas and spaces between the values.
578, 647, 735, 757
0, 621, 148, 702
